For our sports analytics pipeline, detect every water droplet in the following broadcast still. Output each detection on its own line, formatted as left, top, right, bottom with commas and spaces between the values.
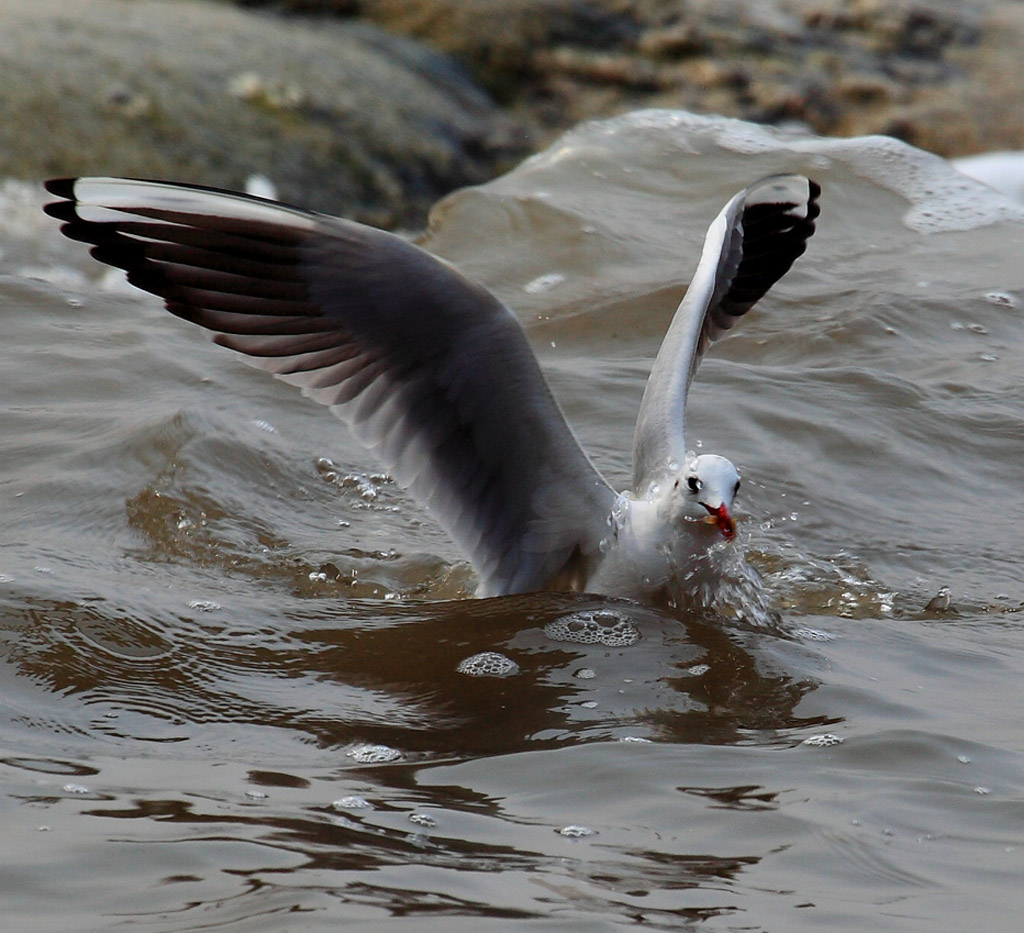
62, 783, 90, 794
574, 668, 596, 680
983, 291, 1017, 308
924, 586, 955, 612
409, 812, 436, 827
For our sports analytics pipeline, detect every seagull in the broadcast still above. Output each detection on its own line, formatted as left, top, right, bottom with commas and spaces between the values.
44, 173, 819, 604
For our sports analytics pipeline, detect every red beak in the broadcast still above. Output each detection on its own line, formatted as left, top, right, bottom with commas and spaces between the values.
704, 504, 736, 540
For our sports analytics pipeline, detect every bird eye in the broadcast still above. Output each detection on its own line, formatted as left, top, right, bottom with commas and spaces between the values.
686, 476, 702, 494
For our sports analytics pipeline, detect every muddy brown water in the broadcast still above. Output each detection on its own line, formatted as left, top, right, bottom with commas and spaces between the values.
3, 113, 1024, 930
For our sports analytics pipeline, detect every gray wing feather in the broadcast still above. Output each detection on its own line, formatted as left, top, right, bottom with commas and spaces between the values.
45, 177, 616, 596
631, 174, 820, 493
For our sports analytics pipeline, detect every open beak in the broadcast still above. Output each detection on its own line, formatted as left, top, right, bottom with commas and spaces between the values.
703, 504, 736, 540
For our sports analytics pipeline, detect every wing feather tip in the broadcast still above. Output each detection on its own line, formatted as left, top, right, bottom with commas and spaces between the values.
44, 177, 77, 199
42, 199, 78, 222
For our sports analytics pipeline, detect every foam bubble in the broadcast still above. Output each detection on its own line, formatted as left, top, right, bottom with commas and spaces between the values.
346, 743, 402, 764
544, 610, 640, 646
332, 795, 371, 810
802, 733, 844, 748
558, 824, 596, 838
456, 651, 519, 677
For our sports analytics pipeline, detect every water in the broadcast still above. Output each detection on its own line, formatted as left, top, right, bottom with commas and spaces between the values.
4, 111, 1024, 929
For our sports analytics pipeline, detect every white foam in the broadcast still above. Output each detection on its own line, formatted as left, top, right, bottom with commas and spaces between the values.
558, 824, 596, 838
572, 110, 1024, 234
346, 743, 401, 764
523, 272, 566, 294
544, 610, 640, 646
456, 651, 519, 677
953, 151, 1024, 202
802, 733, 844, 747
332, 795, 371, 810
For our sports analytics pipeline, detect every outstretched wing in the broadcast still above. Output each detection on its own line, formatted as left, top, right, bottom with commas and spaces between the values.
631, 174, 820, 493
45, 177, 616, 596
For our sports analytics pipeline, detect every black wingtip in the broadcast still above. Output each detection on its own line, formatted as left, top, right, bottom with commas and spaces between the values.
714, 175, 821, 318
807, 179, 822, 222
44, 177, 77, 199
43, 199, 79, 222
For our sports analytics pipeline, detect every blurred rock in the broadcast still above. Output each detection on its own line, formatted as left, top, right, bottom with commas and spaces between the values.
239, 0, 1024, 158
11, 0, 1024, 229
0, 0, 530, 227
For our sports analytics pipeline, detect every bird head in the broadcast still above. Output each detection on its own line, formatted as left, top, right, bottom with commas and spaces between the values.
670, 453, 740, 540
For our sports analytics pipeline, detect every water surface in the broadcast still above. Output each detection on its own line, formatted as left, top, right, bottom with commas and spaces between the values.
3, 112, 1024, 930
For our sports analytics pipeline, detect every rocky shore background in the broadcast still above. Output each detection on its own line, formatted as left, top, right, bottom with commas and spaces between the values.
3, 0, 1023, 226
